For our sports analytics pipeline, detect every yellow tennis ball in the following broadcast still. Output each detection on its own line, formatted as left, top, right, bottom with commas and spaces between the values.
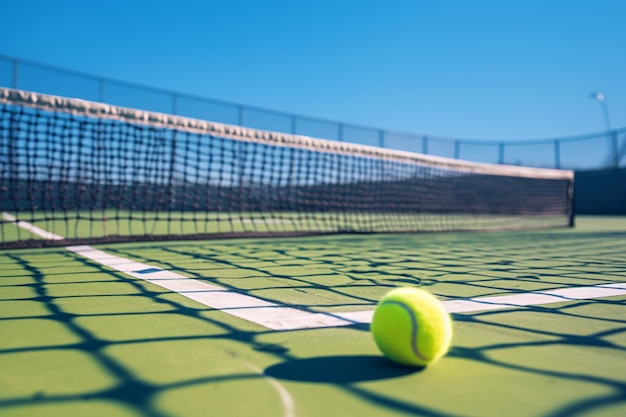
371, 287, 453, 367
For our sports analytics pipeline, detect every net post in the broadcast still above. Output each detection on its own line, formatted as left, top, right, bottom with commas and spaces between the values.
615, 132, 626, 168
568, 177, 575, 227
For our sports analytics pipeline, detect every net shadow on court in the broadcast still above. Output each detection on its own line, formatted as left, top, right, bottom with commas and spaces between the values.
2, 224, 624, 416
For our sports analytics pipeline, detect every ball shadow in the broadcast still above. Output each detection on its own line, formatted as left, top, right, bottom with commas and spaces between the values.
264, 355, 423, 383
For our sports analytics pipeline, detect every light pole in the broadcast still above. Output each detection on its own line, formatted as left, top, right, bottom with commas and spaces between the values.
589, 92, 611, 131
590, 92, 617, 167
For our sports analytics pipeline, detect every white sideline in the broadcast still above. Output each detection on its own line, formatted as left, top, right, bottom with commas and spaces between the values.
67, 245, 353, 331
67, 245, 626, 331
6, 213, 626, 331
3, 212, 64, 241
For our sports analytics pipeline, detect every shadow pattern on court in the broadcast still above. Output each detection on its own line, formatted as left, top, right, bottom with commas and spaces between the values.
0, 227, 625, 416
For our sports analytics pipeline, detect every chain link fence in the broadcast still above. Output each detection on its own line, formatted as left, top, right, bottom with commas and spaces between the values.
1, 54, 624, 171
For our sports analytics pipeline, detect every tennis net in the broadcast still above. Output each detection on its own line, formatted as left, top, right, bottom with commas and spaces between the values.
0, 88, 574, 248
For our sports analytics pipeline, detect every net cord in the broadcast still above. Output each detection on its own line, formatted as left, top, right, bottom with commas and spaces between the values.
0, 87, 573, 181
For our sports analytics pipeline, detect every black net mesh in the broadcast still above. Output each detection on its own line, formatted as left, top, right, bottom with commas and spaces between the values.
0, 89, 574, 248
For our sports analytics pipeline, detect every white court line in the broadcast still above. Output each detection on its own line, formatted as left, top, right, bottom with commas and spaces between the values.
7, 212, 626, 331
67, 245, 352, 331
245, 362, 295, 417
3, 212, 64, 241
336, 282, 626, 325
67, 245, 626, 331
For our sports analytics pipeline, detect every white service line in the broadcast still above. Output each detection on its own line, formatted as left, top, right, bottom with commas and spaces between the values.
67, 245, 626, 331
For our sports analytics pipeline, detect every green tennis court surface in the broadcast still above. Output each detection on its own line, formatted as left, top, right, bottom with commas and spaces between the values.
1, 216, 625, 417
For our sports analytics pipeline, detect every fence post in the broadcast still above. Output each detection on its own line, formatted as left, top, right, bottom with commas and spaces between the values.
98, 79, 105, 102
422, 136, 428, 154
454, 140, 460, 159
554, 140, 560, 169
610, 131, 619, 168
172, 94, 178, 115
12, 59, 19, 89
238, 106, 245, 126
619, 133, 626, 167
378, 130, 385, 148
498, 142, 505, 164
290, 115, 297, 134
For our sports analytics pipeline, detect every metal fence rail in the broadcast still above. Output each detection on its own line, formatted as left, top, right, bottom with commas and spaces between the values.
1, 54, 624, 170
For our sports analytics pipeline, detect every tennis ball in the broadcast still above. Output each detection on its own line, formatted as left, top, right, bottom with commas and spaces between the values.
371, 287, 452, 367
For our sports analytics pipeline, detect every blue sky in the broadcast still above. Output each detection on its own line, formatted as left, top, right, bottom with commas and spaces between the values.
1, 0, 625, 142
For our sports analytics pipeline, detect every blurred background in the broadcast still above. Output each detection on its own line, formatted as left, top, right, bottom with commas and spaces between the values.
1, 0, 624, 214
